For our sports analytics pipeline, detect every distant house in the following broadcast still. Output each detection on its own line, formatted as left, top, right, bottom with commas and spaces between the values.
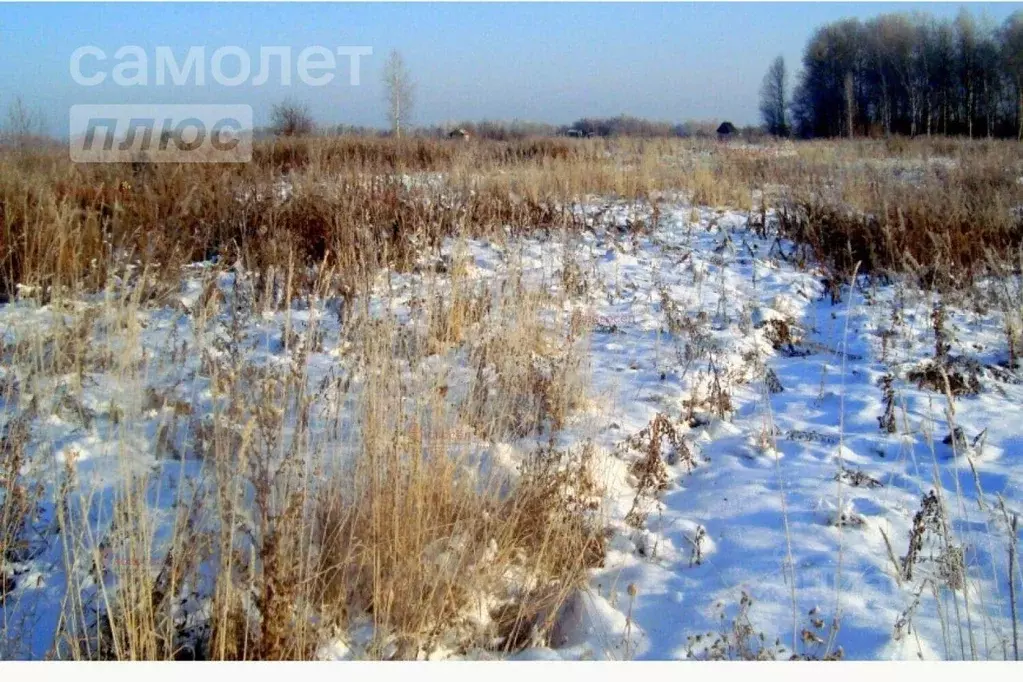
716, 121, 737, 140
448, 128, 470, 140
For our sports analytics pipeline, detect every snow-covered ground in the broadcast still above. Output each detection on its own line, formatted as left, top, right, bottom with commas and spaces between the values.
1, 200, 1020, 660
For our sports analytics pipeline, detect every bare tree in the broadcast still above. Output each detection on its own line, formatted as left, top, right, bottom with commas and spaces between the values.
792, 8, 1023, 139
844, 70, 856, 138
2, 96, 45, 150
382, 50, 415, 137
955, 9, 981, 138
1001, 11, 1023, 140
270, 99, 315, 137
759, 56, 789, 136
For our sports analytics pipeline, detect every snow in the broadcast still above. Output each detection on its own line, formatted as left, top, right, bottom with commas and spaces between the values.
1, 199, 1021, 660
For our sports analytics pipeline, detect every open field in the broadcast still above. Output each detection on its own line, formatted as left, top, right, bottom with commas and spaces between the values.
2, 136, 1023, 660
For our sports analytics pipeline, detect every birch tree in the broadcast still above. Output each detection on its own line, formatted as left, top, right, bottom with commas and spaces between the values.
1002, 12, 1023, 140
759, 56, 789, 136
382, 50, 415, 138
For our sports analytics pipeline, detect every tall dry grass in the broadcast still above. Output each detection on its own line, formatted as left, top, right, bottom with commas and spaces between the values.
3, 133, 1023, 659
0, 225, 604, 659
5, 135, 1021, 302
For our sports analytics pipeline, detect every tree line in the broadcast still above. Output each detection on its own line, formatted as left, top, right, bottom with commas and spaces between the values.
762, 8, 1023, 139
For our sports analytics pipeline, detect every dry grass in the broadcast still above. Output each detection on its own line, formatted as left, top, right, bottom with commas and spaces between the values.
768, 142, 1023, 286
5, 135, 1022, 302
462, 288, 589, 441
0, 227, 603, 659
3, 133, 1023, 659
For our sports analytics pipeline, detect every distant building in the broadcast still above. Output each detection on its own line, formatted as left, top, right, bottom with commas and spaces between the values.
716, 121, 737, 140
566, 129, 584, 138
448, 128, 470, 140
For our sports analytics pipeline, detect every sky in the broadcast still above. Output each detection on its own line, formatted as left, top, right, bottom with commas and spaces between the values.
2, 1, 1021, 135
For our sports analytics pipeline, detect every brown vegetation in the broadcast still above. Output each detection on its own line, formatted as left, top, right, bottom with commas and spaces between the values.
2, 133, 1023, 659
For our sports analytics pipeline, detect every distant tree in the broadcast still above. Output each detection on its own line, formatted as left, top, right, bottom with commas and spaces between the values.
2, 96, 46, 150
436, 119, 559, 141
270, 99, 314, 137
1001, 11, 1023, 139
382, 50, 415, 137
790, 8, 1023, 139
928, 18, 958, 135
567, 114, 674, 138
953, 9, 978, 137
909, 15, 936, 136
759, 56, 789, 136
790, 19, 866, 138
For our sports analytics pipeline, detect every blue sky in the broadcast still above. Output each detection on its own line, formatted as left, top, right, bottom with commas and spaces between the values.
2, 2, 1021, 134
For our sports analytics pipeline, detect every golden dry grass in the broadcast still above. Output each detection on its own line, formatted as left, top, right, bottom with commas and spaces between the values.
2, 133, 1023, 659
